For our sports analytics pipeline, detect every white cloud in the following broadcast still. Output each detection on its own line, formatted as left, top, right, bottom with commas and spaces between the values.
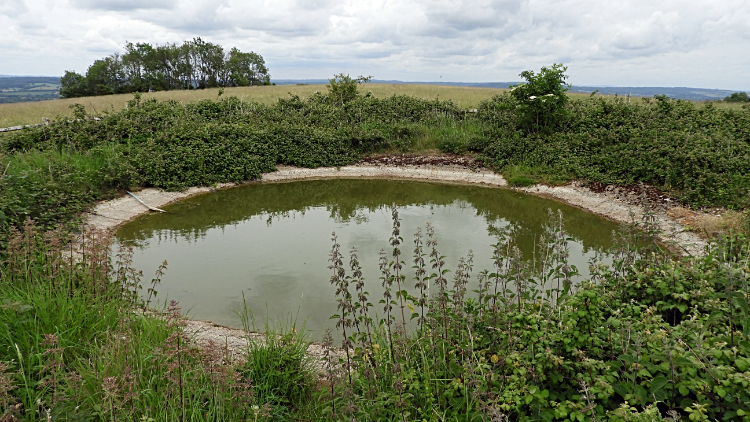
0, 0, 747, 90
72, 0, 177, 11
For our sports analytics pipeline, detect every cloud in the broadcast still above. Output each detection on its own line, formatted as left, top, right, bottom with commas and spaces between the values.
0, 0, 747, 89
72, 0, 178, 11
416, 0, 528, 38
0, 0, 29, 18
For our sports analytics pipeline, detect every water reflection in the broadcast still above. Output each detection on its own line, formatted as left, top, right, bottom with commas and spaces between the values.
117, 179, 622, 336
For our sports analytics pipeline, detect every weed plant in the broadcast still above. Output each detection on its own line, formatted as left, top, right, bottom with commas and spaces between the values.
1, 210, 750, 420
321, 208, 750, 421
0, 221, 316, 421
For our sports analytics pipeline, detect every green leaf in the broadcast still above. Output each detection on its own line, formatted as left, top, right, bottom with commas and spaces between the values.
619, 354, 636, 364
634, 384, 648, 403
675, 357, 698, 367
613, 381, 630, 398
739, 340, 750, 355
650, 376, 669, 392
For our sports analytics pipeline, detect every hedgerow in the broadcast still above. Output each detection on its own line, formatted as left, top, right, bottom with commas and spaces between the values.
0, 93, 463, 232
477, 94, 750, 208
2, 80, 750, 235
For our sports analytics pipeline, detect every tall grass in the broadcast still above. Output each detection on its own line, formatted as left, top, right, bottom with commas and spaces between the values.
0, 221, 316, 421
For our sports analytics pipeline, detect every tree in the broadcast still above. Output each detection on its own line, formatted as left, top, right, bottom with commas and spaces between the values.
224, 48, 270, 87
85, 55, 126, 96
327, 74, 372, 105
59, 39, 270, 97
59, 71, 89, 98
724, 92, 750, 103
122, 41, 156, 92
152, 43, 188, 90
509, 63, 571, 133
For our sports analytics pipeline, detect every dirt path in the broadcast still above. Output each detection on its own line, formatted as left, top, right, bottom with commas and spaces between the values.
85, 157, 710, 359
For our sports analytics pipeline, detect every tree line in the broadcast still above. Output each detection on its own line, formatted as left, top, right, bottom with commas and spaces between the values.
60, 38, 271, 98
724, 92, 750, 103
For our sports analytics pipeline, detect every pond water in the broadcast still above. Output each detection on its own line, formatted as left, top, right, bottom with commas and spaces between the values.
116, 179, 624, 336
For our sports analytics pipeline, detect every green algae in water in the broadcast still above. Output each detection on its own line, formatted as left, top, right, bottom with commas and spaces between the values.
117, 179, 625, 335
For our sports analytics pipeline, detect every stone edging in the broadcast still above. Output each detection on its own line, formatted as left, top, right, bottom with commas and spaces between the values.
85, 162, 708, 362
86, 163, 706, 254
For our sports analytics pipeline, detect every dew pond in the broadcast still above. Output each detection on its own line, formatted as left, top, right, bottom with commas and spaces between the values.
117, 179, 627, 337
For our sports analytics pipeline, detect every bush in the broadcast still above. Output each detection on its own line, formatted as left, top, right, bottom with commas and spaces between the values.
0, 93, 464, 234
509, 63, 571, 134
725, 92, 750, 103
480, 94, 750, 208
326, 73, 372, 105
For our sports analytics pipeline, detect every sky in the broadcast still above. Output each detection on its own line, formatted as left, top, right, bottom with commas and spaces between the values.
1, 0, 748, 90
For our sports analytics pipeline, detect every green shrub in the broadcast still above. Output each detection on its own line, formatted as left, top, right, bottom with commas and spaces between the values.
326, 73, 372, 105
320, 207, 750, 421
480, 95, 750, 208
509, 63, 571, 134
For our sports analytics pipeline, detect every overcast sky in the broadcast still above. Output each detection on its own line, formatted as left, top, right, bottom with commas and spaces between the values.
1, 0, 748, 90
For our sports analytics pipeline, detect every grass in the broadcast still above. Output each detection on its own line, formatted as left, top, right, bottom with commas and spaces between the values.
0, 84, 509, 128
0, 223, 317, 421
4, 83, 745, 128
666, 207, 748, 239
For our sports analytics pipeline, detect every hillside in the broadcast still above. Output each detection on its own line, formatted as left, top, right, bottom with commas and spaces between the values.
0, 76, 60, 104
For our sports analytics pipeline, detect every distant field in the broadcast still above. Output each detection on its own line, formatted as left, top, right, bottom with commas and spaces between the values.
0, 84, 506, 127
0, 77, 60, 106
0, 83, 744, 128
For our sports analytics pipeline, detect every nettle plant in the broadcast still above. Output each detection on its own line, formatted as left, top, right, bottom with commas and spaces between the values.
509, 63, 571, 134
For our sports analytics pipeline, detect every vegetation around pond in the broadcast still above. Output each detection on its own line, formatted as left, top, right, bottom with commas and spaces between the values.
2, 65, 749, 235
2, 208, 750, 420
1, 65, 750, 420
